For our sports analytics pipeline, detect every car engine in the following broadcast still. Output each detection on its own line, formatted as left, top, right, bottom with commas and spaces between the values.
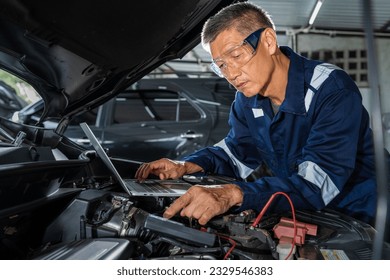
32, 184, 379, 261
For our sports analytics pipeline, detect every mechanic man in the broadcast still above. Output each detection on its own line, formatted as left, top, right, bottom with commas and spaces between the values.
135, 2, 379, 226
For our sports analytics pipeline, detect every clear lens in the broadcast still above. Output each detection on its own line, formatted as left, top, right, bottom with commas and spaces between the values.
210, 62, 224, 77
210, 43, 255, 78
209, 28, 265, 78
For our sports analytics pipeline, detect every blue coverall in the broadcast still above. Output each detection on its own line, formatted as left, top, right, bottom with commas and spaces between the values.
184, 46, 377, 224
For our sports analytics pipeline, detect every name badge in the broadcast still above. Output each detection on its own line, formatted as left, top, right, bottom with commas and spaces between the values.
252, 108, 264, 118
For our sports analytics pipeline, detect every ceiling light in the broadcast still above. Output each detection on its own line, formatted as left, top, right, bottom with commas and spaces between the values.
309, 0, 324, 26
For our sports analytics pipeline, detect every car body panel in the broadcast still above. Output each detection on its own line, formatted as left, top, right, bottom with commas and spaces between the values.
0, 0, 243, 123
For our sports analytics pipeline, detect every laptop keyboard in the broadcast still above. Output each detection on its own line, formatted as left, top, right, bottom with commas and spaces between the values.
127, 180, 176, 193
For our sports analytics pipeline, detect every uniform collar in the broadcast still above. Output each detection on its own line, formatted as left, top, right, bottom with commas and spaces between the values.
278, 46, 307, 115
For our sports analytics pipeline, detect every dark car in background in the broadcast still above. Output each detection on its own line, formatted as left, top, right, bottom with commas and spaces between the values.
0, 80, 27, 119
12, 76, 236, 161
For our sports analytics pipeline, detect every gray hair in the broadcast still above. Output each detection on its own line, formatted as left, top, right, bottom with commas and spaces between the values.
201, 2, 275, 52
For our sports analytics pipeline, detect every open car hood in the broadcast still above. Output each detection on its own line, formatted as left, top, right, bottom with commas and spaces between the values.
0, 0, 241, 123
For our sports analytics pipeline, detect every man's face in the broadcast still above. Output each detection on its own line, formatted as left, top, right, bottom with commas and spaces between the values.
210, 28, 272, 98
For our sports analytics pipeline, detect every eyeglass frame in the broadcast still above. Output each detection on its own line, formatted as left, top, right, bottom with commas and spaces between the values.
210, 27, 266, 78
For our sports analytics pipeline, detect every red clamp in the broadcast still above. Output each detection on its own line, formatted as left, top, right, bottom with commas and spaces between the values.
273, 217, 317, 245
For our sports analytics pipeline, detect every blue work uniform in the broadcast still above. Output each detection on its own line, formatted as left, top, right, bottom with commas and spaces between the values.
184, 46, 377, 224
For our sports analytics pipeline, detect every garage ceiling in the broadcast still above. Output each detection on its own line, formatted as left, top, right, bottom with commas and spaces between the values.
254, 0, 390, 33
157, 0, 390, 75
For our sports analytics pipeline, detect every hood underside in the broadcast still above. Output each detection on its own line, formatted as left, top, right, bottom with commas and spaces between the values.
0, 0, 241, 122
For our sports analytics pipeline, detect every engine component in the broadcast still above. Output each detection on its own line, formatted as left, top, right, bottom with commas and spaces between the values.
273, 217, 318, 245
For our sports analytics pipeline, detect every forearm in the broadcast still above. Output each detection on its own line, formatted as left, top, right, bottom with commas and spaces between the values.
234, 175, 325, 214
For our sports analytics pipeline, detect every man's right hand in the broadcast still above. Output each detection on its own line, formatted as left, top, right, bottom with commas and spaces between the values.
134, 158, 203, 181
163, 184, 243, 225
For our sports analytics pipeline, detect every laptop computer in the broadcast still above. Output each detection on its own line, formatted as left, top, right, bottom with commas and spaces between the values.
79, 122, 192, 197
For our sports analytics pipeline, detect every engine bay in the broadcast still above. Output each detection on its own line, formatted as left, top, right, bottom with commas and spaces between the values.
30, 181, 380, 261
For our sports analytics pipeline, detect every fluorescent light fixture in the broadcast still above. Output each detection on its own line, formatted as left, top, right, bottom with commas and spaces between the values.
309, 0, 323, 25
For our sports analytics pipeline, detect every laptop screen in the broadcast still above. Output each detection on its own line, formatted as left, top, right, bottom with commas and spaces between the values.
79, 122, 129, 192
